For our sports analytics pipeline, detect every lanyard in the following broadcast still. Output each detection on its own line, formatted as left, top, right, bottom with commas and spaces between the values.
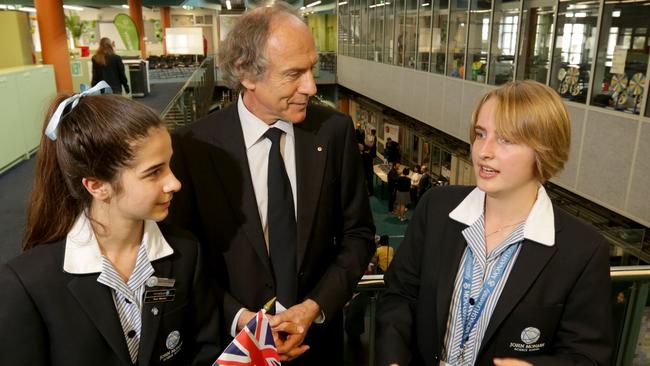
458, 243, 519, 361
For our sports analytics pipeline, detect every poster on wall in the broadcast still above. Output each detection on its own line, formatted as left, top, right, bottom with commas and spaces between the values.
384, 123, 400, 142
114, 14, 139, 51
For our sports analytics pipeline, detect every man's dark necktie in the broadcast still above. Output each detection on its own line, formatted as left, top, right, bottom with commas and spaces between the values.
264, 127, 298, 307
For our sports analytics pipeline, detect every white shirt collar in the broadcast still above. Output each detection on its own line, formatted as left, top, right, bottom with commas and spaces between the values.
449, 186, 555, 246
237, 93, 294, 150
63, 214, 174, 274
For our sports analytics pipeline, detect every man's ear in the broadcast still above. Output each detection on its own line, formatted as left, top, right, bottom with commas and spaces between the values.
240, 75, 256, 91
82, 177, 112, 201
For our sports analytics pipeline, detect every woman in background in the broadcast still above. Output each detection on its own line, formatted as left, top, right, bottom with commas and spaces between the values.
92, 37, 130, 94
376, 80, 611, 366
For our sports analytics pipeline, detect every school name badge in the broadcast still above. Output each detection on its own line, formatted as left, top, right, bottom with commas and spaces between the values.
508, 327, 545, 353
144, 276, 176, 304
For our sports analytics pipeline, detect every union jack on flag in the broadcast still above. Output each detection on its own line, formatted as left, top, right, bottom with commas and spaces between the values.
214, 310, 281, 366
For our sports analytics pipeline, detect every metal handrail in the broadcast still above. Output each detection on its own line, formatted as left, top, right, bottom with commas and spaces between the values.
161, 55, 215, 128
357, 265, 650, 288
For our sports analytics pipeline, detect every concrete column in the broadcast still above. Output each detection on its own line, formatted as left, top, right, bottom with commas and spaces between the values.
128, 0, 146, 59
160, 6, 171, 55
34, 0, 72, 92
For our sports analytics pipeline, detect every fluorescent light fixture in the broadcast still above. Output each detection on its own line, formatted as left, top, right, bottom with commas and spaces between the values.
63, 5, 84, 11
421, 2, 430, 5
369, 2, 390, 8
306, 1, 321, 7
338, 1, 348, 4
226, 0, 232, 9
0, 5, 16, 10
18, 6, 36, 12
574, 12, 587, 17
122, 4, 129, 9
612, 10, 621, 17
301, 6, 306, 10
565, 11, 574, 17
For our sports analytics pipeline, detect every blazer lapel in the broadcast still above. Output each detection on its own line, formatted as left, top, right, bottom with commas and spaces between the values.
293, 117, 327, 271
208, 105, 271, 275
478, 240, 557, 354
138, 259, 172, 366
68, 275, 132, 365
435, 220, 468, 340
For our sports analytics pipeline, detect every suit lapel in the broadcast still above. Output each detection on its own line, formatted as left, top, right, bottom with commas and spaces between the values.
68, 275, 132, 365
435, 220, 467, 340
478, 239, 557, 354
293, 115, 327, 271
208, 105, 271, 275
138, 259, 172, 366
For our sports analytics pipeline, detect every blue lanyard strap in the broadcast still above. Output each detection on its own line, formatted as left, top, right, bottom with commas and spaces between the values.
459, 243, 519, 352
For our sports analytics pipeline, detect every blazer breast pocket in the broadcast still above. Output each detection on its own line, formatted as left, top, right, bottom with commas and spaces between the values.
492, 304, 564, 358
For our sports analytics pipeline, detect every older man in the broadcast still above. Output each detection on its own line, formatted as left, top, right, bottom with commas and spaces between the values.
168, 3, 375, 364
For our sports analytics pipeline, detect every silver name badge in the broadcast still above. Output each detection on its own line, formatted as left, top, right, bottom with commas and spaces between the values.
146, 276, 176, 288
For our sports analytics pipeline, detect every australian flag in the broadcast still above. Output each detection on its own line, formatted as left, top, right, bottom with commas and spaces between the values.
214, 310, 281, 366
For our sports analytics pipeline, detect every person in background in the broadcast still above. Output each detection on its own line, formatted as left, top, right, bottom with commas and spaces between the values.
365, 128, 377, 158
395, 168, 412, 222
409, 165, 422, 208
374, 235, 395, 274
355, 123, 366, 144
376, 80, 612, 366
0, 86, 220, 365
387, 162, 401, 213
360, 142, 374, 195
417, 165, 432, 200
91, 37, 130, 95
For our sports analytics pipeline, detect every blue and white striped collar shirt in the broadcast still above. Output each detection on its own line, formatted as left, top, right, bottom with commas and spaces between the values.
442, 186, 555, 365
62, 214, 174, 364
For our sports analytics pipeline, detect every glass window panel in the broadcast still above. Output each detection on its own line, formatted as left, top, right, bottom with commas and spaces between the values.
488, 0, 519, 85
447, 0, 469, 78
431, 145, 442, 176
466, 0, 491, 82
431, 0, 449, 74
338, 2, 350, 56
421, 141, 431, 167
374, 4, 385, 61
351, 0, 361, 57
516, 0, 555, 83
368, 2, 378, 60
384, 0, 396, 63
591, 1, 649, 115
550, 0, 599, 104
395, 0, 407, 65
417, 0, 434, 71
404, 0, 419, 68
360, 0, 369, 59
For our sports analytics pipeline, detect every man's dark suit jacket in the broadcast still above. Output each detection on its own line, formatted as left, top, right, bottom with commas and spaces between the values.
0, 224, 220, 365
376, 185, 612, 366
169, 102, 375, 364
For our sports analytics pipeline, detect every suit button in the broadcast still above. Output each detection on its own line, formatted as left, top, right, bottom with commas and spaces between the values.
433, 353, 439, 361
127, 330, 136, 338
298, 271, 305, 278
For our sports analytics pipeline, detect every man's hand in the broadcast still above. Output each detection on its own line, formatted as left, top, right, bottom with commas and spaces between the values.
268, 299, 321, 361
236, 309, 257, 333
493, 358, 533, 366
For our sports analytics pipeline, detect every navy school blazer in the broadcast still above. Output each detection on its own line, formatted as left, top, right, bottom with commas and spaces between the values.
376, 185, 612, 366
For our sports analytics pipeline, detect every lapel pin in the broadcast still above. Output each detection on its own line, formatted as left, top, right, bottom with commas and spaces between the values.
317, 146, 323, 152
146, 276, 176, 288
151, 306, 159, 316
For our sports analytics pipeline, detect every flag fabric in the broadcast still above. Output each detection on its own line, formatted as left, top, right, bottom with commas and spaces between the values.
214, 310, 281, 366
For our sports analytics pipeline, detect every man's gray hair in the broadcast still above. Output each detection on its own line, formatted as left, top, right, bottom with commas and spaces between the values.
219, 2, 303, 91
